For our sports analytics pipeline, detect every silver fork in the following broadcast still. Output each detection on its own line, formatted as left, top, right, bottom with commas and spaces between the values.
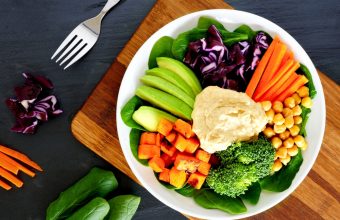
51, 0, 121, 70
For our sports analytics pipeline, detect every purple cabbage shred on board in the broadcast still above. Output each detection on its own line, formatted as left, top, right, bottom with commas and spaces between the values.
5, 73, 62, 134
184, 25, 270, 91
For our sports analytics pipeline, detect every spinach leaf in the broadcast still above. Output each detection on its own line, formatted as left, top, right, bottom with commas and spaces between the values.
105, 195, 141, 220
193, 189, 247, 214
260, 150, 303, 192
197, 16, 227, 31
299, 63, 317, 98
234, 24, 257, 41
121, 96, 146, 131
148, 36, 174, 69
68, 197, 110, 220
240, 182, 261, 205
221, 31, 249, 47
299, 106, 312, 137
130, 129, 148, 166
175, 184, 197, 197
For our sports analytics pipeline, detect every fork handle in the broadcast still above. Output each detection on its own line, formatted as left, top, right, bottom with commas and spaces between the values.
101, 0, 120, 14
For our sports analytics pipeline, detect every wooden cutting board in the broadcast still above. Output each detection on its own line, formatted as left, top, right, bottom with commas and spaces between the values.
71, 0, 340, 219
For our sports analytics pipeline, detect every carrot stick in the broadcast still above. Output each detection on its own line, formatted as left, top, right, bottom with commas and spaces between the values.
0, 167, 23, 188
254, 60, 300, 99
280, 50, 293, 67
0, 152, 35, 177
0, 179, 12, 190
275, 75, 309, 101
0, 145, 43, 171
257, 73, 299, 102
245, 36, 280, 97
0, 152, 19, 174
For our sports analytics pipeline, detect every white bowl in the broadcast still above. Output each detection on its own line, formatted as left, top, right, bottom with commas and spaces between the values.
116, 9, 326, 219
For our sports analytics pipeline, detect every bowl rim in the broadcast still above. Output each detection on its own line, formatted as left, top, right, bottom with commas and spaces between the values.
116, 9, 326, 219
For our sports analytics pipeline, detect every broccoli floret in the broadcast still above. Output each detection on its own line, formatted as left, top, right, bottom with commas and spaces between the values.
207, 136, 275, 198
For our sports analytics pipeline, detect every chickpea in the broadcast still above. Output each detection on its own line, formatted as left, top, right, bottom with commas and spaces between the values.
271, 136, 282, 149
276, 147, 287, 158
261, 101, 272, 111
287, 145, 299, 156
266, 109, 275, 123
289, 125, 300, 136
292, 105, 302, 116
274, 124, 286, 134
273, 113, 285, 125
284, 97, 296, 108
301, 97, 313, 108
263, 127, 275, 138
272, 159, 283, 172
282, 108, 293, 118
294, 135, 306, 148
280, 155, 291, 166
283, 137, 294, 148
272, 101, 283, 113
291, 93, 301, 105
294, 116, 303, 125
297, 86, 309, 98
300, 142, 308, 151
279, 130, 290, 140
284, 116, 294, 129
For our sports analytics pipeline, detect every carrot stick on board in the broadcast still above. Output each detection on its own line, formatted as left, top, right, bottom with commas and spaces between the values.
0, 166, 23, 188
245, 36, 280, 97
0, 179, 12, 190
0, 145, 43, 171
0, 153, 19, 175
0, 152, 35, 178
275, 75, 309, 101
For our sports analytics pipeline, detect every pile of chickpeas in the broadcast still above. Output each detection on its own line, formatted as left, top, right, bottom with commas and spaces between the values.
261, 86, 312, 172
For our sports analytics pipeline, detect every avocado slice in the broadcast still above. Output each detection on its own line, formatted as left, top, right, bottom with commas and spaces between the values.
146, 68, 196, 97
132, 106, 177, 132
156, 57, 202, 95
140, 75, 195, 108
136, 85, 192, 120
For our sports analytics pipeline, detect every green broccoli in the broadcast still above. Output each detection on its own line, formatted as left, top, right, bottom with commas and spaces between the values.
206, 136, 275, 198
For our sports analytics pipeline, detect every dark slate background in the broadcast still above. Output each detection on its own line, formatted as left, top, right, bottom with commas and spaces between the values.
0, 0, 339, 219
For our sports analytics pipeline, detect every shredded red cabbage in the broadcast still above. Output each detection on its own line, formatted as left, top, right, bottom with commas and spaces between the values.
183, 25, 271, 91
5, 73, 62, 134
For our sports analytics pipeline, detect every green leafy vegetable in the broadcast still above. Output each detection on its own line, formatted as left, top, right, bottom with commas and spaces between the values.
148, 36, 174, 69
67, 197, 110, 220
234, 24, 257, 41
299, 106, 312, 137
46, 167, 118, 220
260, 149, 303, 192
299, 63, 317, 98
175, 184, 197, 197
194, 190, 247, 214
130, 129, 148, 166
221, 31, 248, 47
197, 16, 227, 31
121, 96, 146, 131
105, 195, 141, 220
240, 182, 261, 205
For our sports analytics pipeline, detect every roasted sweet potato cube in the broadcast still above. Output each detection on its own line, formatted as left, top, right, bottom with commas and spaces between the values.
165, 131, 177, 143
160, 140, 177, 157
156, 133, 164, 146
187, 172, 207, 189
169, 167, 187, 188
138, 144, 160, 160
173, 119, 195, 138
195, 149, 211, 163
174, 154, 200, 173
148, 156, 165, 173
157, 119, 173, 136
197, 161, 211, 175
159, 168, 170, 183
140, 132, 157, 145
173, 134, 187, 152
161, 153, 174, 167
184, 137, 200, 154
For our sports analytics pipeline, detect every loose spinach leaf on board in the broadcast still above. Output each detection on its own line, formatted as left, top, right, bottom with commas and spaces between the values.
234, 24, 257, 41
105, 195, 141, 220
193, 189, 247, 214
68, 197, 110, 220
197, 16, 227, 31
299, 106, 312, 137
130, 129, 148, 166
299, 63, 317, 98
148, 36, 174, 69
259, 150, 303, 192
175, 184, 197, 197
240, 181, 261, 205
121, 96, 146, 131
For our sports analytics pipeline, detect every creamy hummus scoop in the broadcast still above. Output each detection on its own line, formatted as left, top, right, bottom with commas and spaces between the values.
191, 86, 267, 153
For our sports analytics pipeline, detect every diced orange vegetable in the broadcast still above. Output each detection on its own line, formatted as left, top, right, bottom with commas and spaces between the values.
184, 137, 200, 154
275, 75, 309, 101
0, 152, 19, 174
197, 161, 211, 175
159, 168, 170, 183
0, 179, 11, 190
165, 131, 177, 143
195, 149, 211, 163
157, 119, 173, 136
155, 133, 163, 147
169, 167, 187, 188
140, 132, 157, 145
174, 154, 200, 173
161, 153, 174, 167
0, 152, 35, 177
138, 144, 160, 159
160, 141, 177, 157
0, 167, 23, 188
173, 134, 187, 152
246, 36, 279, 97
187, 172, 207, 189
173, 119, 195, 138
148, 156, 165, 173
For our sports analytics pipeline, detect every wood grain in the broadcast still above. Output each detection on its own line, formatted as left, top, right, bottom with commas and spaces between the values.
71, 0, 340, 219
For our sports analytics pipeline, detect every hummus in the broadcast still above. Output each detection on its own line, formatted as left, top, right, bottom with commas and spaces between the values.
191, 86, 267, 153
